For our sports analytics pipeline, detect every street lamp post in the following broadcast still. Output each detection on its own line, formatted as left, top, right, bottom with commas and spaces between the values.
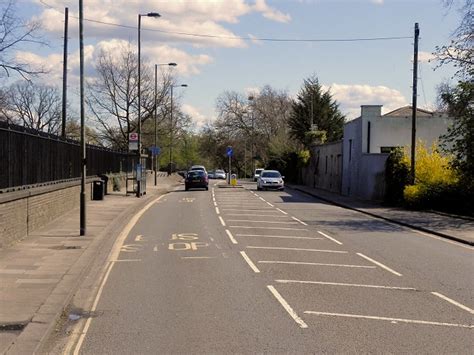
248, 95, 255, 175
137, 11, 160, 197
168, 84, 188, 176
154, 62, 177, 185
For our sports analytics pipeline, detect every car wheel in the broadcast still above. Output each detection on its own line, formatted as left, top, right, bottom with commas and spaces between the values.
205, 186, 209, 191
257, 186, 261, 191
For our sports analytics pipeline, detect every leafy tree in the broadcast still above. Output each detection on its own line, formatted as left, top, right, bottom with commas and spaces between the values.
439, 81, 474, 186
288, 76, 345, 147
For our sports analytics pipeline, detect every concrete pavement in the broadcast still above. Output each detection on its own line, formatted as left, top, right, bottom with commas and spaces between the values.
286, 184, 474, 246
0, 174, 181, 354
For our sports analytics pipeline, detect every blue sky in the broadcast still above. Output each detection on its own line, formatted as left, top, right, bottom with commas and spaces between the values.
10, 0, 461, 127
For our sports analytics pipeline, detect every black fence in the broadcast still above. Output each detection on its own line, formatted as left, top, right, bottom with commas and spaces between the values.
0, 121, 144, 190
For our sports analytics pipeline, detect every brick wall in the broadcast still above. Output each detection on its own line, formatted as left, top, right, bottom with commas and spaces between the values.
0, 180, 96, 248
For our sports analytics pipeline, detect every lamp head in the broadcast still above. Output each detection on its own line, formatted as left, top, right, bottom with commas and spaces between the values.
147, 12, 161, 17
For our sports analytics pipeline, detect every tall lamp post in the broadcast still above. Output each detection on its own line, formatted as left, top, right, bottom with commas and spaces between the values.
169, 84, 188, 175
248, 95, 255, 175
137, 11, 160, 197
154, 62, 177, 185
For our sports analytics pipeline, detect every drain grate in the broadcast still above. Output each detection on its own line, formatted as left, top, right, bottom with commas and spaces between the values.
50, 245, 82, 250
0, 322, 28, 332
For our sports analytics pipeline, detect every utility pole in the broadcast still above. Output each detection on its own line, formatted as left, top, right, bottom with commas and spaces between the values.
411, 22, 419, 184
79, 0, 86, 236
137, 14, 142, 197
61, 7, 68, 138
154, 64, 158, 186
169, 85, 173, 176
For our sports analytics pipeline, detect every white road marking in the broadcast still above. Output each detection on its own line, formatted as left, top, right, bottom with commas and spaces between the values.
181, 256, 216, 259
237, 234, 322, 240
276, 208, 288, 215
134, 235, 143, 242
153, 245, 158, 252
72, 190, 168, 355
215, 207, 220, 214
357, 253, 402, 276
266, 202, 274, 207
259, 197, 266, 202
227, 219, 298, 224
431, 292, 474, 315
219, 216, 226, 226
230, 226, 308, 231
276, 280, 415, 290
225, 213, 283, 217
209, 237, 215, 242
247, 246, 347, 254
240, 251, 260, 273
317, 231, 343, 245
225, 229, 238, 244
267, 285, 308, 329
260, 261, 374, 268
213, 201, 217, 207
304, 311, 474, 329
291, 216, 308, 226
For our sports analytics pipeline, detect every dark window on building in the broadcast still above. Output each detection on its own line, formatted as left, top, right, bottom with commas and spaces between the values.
349, 139, 352, 161
325, 156, 328, 174
380, 146, 398, 153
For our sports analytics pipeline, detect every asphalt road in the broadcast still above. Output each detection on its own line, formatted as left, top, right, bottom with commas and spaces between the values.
63, 180, 473, 353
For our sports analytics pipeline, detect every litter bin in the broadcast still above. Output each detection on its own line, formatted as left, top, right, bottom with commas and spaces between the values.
98, 174, 109, 195
92, 180, 105, 200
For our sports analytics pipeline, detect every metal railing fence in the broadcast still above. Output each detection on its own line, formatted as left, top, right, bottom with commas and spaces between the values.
0, 121, 139, 190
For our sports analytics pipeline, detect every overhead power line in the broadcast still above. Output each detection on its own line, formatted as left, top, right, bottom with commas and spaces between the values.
39, 0, 411, 43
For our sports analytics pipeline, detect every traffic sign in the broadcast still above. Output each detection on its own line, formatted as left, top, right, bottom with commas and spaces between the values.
226, 146, 233, 157
129, 133, 139, 151
149, 146, 161, 156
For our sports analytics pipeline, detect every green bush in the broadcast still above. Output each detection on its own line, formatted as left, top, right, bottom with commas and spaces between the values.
384, 148, 410, 205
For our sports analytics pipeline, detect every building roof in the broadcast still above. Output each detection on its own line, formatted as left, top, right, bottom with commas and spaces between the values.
383, 106, 436, 117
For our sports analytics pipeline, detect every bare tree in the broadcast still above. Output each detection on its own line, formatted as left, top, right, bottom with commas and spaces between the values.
435, 0, 473, 78
4, 81, 61, 133
0, 0, 44, 79
87, 44, 172, 150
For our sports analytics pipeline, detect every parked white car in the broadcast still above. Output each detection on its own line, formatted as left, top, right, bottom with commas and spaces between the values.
253, 168, 264, 182
257, 170, 284, 191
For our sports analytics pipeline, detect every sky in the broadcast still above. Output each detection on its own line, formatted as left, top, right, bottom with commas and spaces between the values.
9, 0, 462, 129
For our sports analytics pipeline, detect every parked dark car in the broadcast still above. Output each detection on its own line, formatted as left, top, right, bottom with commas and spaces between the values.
185, 170, 209, 191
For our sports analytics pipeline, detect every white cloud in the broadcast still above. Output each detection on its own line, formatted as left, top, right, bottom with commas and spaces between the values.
417, 51, 436, 63
182, 104, 211, 128
254, 0, 291, 23
323, 83, 408, 120
33, 0, 291, 48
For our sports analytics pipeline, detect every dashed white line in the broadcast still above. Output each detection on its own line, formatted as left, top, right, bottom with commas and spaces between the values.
134, 235, 143, 242
357, 253, 402, 277
266, 202, 274, 207
276, 208, 288, 215
218, 216, 226, 226
236, 234, 322, 240
259, 197, 266, 202
230, 226, 308, 231
291, 216, 308, 226
267, 285, 308, 329
431, 292, 474, 315
225, 229, 238, 244
317, 231, 343, 245
247, 246, 347, 254
240, 251, 260, 273
304, 311, 474, 329
215, 207, 220, 214
260, 261, 374, 268
276, 280, 415, 290
227, 219, 298, 224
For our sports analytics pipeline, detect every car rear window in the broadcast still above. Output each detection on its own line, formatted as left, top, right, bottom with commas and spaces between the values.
216, 170, 224, 174
261, 171, 281, 178
188, 171, 204, 177
255, 169, 263, 174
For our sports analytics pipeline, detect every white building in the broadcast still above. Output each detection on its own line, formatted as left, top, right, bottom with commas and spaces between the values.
341, 105, 452, 200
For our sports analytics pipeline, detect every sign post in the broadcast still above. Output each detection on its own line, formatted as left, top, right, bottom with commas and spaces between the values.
226, 146, 233, 185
